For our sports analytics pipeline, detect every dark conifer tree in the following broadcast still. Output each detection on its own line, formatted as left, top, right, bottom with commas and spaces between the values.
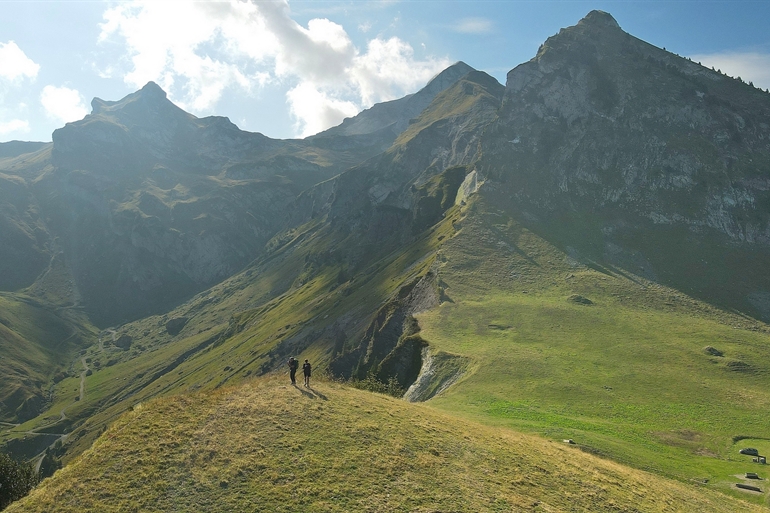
0, 452, 40, 511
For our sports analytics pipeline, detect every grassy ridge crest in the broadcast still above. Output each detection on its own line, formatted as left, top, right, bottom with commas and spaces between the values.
8, 375, 765, 513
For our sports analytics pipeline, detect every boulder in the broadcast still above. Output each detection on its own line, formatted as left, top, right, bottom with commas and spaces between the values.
114, 334, 133, 350
568, 294, 593, 305
165, 317, 188, 336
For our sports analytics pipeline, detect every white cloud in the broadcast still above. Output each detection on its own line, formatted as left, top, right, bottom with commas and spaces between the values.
287, 82, 359, 137
98, 0, 450, 136
0, 41, 40, 81
452, 17, 494, 35
691, 51, 770, 91
351, 37, 443, 106
0, 119, 30, 136
40, 86, 89, 124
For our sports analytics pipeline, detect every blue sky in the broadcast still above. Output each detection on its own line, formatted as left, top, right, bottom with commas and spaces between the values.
1, 0, 769, 143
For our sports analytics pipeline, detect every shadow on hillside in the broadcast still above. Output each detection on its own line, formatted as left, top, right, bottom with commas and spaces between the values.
292, 384, 328, 401
516, 207, 770, 323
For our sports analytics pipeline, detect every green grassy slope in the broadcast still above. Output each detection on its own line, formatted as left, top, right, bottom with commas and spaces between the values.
8, 375, 765, 513
414, 195, 770, 506
0, 293, 93, 425
10, 185, 770, 508
17, 211, 447, 465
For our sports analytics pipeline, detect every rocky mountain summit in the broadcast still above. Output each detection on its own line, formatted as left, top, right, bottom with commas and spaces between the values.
52, 81, 267, 174
480, 10, 770, 317
485, 10, 770, 239
312, 61, 475, 139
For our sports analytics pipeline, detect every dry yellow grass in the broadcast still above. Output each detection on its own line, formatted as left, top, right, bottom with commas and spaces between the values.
8, 375, 766, 512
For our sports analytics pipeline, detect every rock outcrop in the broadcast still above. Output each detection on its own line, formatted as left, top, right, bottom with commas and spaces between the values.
483, 10, 770, 245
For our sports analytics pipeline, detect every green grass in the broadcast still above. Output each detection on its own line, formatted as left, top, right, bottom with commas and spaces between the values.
11, 189, 770, 508
412, 198, 770, 505
0, 293, 93, 424
9, 206, 446, 465
393, 71, 503, 148
8, 375, 766, 513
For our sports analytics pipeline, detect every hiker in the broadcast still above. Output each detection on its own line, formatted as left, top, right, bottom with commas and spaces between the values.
288, 357, 298, 384
303, 359, 312, 387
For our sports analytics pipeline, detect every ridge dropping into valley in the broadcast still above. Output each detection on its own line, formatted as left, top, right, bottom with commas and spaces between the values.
2, 10, 770, 511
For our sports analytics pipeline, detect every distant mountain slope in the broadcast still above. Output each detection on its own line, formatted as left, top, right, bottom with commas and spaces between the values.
8, 376, 764, 513
0, 170, 49, 291
292, 69, 504, 248
0, 293, 92, 423
0, 67, 478, 327
0, 141, 49, 160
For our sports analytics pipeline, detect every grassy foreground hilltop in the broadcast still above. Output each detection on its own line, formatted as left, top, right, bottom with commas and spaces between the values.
7, 375, 765, 513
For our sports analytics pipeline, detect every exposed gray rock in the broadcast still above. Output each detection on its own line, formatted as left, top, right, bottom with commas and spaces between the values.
568, 294, 594, 305
114, 334, 133, 350
484, 10, 770, 247
404, 348, 471, 402
165, 317, 188, 336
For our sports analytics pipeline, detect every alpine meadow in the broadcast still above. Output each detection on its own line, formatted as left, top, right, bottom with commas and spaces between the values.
3, 10, 770, 512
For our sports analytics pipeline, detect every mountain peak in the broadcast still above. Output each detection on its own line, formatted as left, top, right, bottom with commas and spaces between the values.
139, 81, 168, 99
424, 61, 475, 92
90, 81, 171, 116
577, 10, 620, 30
522, 9, 627, 70
311, 61, 480, 140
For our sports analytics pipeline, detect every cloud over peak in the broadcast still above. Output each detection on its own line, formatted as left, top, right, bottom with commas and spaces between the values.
40, 85, 89, 124
98, 0, 450, 137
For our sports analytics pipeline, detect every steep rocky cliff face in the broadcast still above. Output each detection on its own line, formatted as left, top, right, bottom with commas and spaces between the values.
0, 171, 49, 290
34, 86, 304, 325
292, 69, 504, 258
484, 11, 770, 238
478, 10, 770, 317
